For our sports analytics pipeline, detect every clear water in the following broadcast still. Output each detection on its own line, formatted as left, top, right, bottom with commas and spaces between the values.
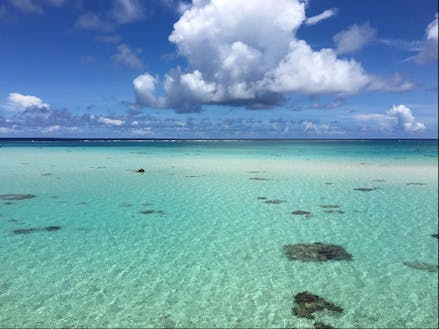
0, 140, 437, 328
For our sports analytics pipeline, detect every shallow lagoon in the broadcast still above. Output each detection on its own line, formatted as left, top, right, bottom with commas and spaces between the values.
0, 140, 437, 328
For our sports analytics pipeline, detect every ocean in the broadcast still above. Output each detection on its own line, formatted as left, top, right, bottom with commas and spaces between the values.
0, 139, 437, 328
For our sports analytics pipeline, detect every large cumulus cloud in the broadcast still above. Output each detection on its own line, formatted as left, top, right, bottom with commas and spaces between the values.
133, 0, 412, 112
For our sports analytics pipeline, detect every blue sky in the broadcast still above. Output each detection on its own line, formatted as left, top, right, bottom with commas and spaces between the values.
0, 0, 437, 138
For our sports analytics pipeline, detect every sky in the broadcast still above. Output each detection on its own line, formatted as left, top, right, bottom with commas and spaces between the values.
0, 0, 437, 139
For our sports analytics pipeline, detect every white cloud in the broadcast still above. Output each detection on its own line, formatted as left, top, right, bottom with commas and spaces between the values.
3, 92, 49, 112
112, 43, 143, 69
333, 23, 376, 54
133, 73, 163, 107
133, 0, 412, 112
75, 13, 112, 32
353, 104, 425, 133
386, 104, 425, 132
110, 0, 144, 24
416, 13, 438, 63
305, 8, 337, 26
97, 117, 125, 126
8, 0, 43, 13
368, 73, 416, 92
426, 13, 438, 41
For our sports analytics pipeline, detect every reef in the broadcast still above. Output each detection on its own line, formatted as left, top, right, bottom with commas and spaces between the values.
13, 226, 62, 234
264, 199, 286, 204
292, 210, 312, 217
283, 243, 352, 262
324, 210, 345, 214
292, 291, 343, 319
403, 261, 438, 272
0, 194, 36, 200
140, 210, 164, 215
314, 322, 334, 329
353, 187, 379, 192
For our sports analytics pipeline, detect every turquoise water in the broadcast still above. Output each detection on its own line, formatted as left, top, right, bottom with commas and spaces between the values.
0, 140, 437, 328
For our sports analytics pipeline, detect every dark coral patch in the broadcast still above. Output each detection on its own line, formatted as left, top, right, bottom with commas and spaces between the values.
264, 200, 286, 204
13, 226, 62, 234
353, 187, 379, 192
45, 226, 62, 231
140, 210, 164, 215
319, 205, 340, 209
403, 261, 438, 272
292, 291, 343, 319
0, 194, 36, 200
292, 210, 311, 217
314, 322, 335, 329
283, 243, 352, 261
324, 210, 345, 214
13, 228, 36, 234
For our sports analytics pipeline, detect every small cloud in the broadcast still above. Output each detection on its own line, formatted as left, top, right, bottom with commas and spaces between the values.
368, 73, 416, 92
96, 34, 121, 44
352, 104, 425, 133
81, 55, 96, 64
110, 0, 144, 24
309, 97, 344, 109
8, 0, 43, 13
415, 13, 438, 64
305, 8, 337, 26
97, 117, 125, 126
386, 104, 425, 132
3, 92, 49, 112
75, 13, 113, 32
333, 22, 376, 54
112, 43, 143, 69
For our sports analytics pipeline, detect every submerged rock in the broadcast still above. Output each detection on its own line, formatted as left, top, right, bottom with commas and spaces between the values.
319, 205, 340, 209
140, 210, 164, 215
264, 199, 286, 204
403, 261, 438, 272
324, 210, 345, 214
13, 228, 37, 234
314, 322, 334, 329
292, 291, 343, 319
353, 187, 379, 192
292, 210, 312, 217
13, 226, 62, 234
45, 226, 62, 231
0, 194, 36, 200
283, 243, 352, 261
